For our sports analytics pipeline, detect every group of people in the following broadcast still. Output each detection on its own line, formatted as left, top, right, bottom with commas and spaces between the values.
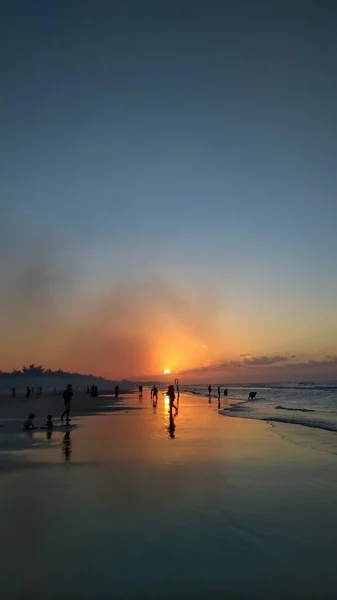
88, 385, 99, 397
23, 383, 74, 430
207, 385, 228, 398
24, 386, 43, 398
24, 413, 53, 430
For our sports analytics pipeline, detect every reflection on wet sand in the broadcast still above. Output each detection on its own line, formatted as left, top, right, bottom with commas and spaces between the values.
167, 407, 178, 439
63, 431, 72, 461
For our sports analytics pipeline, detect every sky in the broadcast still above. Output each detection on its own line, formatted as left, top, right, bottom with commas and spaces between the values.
1, 0, 337, 382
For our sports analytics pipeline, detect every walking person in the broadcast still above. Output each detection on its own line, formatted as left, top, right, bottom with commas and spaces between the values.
61, 384, 73, 425
167, 385, 177, 411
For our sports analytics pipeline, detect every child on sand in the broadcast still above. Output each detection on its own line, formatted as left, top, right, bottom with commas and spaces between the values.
42, 415, 53, 430
23, 414, 36, 430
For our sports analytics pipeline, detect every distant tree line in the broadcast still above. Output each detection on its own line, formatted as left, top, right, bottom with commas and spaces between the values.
0, 364, 112, 381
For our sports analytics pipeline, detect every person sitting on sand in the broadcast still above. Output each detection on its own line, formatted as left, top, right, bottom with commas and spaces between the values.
248, 392, 257, 401
23, 413, 36, 430
43, 415, 53, 430
61, 384, 73, 424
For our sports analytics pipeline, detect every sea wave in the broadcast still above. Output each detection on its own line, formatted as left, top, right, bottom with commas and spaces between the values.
219, 404, 337, 433
275, 405, 315, 413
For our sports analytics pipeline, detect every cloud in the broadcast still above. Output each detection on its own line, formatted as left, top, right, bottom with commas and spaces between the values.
243, 355, 289, 366
179, 353, 337, 379
287, 355, 337, 369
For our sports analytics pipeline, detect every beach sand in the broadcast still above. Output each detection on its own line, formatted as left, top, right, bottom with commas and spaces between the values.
0, 391, 336, 599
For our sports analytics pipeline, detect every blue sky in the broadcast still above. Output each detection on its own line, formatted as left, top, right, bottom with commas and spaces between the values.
1, 0, 337, 379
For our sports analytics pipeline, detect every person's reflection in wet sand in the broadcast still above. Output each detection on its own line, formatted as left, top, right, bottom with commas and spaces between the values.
63, 431, 72, 461
168, 408, 176, 439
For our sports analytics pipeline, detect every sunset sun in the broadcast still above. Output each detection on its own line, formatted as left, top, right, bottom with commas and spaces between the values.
164, 369, 170, 375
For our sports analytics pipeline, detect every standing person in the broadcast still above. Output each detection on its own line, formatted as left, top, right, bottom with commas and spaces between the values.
153, 386, 158, 402
61, 384, 73, 424
167, 385, 177, 411
139, 385, 143, 397
26, 386, 31, 398
114, 385, 119, 398
218, 386, 220, 399
208, 385, 212, 397
224, 388, 228, 397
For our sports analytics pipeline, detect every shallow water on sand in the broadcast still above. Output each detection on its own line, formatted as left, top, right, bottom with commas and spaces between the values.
1, 393, 337, 599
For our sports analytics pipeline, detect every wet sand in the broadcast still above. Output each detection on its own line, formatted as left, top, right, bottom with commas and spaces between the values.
0, 392, 337, 599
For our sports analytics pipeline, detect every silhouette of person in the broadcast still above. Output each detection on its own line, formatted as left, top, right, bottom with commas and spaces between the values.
167, 385, 177, 410
90, 385, 98, 397
26, 386, 31, 399
114, 385, 119, 398
61, 384, 73, 424
23, 413, 36, 430
63, 431, 72, 461
153, 385, 158, 402
139, 385, 143, 398
224, 388, 228, 397
218, 386, 220, 399
44, 415, 53, 430
248, 392, 257, 401
208, 385, 211, 397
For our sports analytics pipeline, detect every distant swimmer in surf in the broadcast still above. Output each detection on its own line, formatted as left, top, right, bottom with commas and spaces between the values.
248, 392, 257, 401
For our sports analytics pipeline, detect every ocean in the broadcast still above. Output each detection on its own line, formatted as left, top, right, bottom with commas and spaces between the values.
182, 382, 337, 453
